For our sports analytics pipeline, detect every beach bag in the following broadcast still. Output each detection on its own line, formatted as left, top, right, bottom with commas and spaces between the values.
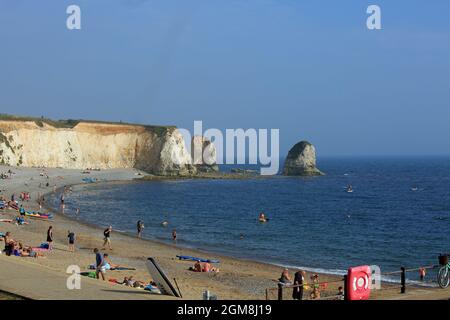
40, 243, 50, 249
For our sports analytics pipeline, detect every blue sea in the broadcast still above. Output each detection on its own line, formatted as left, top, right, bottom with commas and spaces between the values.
50, 157, 450, 283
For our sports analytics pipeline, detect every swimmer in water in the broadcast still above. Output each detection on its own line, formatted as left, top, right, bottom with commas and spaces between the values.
172, 229, 177, 242
259, 213, 267, 222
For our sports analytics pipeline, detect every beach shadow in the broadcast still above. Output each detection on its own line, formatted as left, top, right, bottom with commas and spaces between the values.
79, 247, 97, 250
101, 289, 157, 295
52, 247, 71, 252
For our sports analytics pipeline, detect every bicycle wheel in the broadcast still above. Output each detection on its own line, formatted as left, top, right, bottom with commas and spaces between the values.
437, 266, 450, 288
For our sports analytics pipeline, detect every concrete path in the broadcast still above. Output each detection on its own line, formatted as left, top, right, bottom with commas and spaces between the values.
0, 255, 177, 300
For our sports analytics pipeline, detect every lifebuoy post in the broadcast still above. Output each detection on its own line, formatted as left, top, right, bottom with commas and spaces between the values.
346, 266, 371, 300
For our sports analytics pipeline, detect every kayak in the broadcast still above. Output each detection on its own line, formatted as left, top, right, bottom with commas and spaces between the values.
24, 211, 53, 219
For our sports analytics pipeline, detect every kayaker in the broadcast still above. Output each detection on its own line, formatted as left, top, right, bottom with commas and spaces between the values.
259, 212, 267, 222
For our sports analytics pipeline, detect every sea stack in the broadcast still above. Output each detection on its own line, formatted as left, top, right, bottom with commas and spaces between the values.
282, 141, 324, 176
191, 135, 219, 173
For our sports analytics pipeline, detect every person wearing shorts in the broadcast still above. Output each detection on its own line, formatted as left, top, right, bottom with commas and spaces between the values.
67, 230, 75, 252
94, 248, 106, 280
102, 226, 112, 250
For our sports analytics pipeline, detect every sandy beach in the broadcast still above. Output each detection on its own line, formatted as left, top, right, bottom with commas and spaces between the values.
0, 165, 448, 300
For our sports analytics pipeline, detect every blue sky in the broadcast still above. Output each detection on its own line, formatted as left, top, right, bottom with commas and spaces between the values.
0, 0, 449, 156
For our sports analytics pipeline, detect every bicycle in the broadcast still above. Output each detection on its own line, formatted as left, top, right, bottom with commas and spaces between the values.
437, 255, 450, 289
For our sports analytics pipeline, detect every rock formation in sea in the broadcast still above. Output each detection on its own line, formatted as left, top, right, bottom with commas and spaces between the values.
282, 141, 324, 176
0, 116, 196, 176
191, 135, 219, 173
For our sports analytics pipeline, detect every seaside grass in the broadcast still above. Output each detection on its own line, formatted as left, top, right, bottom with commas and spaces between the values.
0, 114, 175, 137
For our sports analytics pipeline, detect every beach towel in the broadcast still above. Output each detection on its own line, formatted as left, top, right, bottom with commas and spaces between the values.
89, 264, 135, 271
80, 272, 97, 279
176, 255, 220, 264
32, 247, 49, 252
144, 284, 162, 294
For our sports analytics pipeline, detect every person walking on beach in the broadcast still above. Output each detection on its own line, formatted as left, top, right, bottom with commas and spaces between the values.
67, 230, 75, 252
94, 248, 106, 281
46, 226, 54, 250
102, 226, 112, 250
292, 270, 306, 300
136, 220, 144, 238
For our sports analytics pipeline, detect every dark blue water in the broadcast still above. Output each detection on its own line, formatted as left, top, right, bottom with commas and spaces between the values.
51, 157, 450, 282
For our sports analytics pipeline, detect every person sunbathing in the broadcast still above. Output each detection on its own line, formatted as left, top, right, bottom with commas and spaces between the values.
121, 276, 147, 288
20, 246, 44, 258
202, 260, 219, 273
189, 260, 203, 272
103, 253, 119, 269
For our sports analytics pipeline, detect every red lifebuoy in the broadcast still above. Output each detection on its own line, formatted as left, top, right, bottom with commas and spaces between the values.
347, 266, 371, 300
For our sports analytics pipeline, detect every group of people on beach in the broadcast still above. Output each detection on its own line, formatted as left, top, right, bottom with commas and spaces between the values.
0, 169, 14, 180
278, 268, 344, 300
1, 231, 45, 258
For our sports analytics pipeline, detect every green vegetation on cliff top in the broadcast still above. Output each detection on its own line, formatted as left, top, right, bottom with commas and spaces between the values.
0, 114, 175, 136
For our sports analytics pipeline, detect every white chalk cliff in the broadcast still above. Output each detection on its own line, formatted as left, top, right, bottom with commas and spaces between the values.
0, 119, 196, 175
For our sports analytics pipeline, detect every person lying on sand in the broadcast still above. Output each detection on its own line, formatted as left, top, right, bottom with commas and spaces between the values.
189, 260, 219, 273
202, 260, 219, 273
103, 253, 119, 269
120, 276, 148, 288
189, 260, 202, 272
17, 243, 44, 258
15, 216, 29, 225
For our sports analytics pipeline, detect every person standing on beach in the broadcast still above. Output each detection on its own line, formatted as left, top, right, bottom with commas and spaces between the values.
136, 220, 144, 238
292, 270, 306, 300
46, 226, 53, 250
94, 248, 106, 281
67, 230, 75, 252
102, 226, 112, 250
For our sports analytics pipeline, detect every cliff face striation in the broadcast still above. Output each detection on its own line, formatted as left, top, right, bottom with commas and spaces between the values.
282, 141, 324, 176
0, 118, 196, 176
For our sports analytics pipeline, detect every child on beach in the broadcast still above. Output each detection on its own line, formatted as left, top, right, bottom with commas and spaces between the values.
310, 274, 321, 300
67, 230, 75, 252
102, 226, 112, 250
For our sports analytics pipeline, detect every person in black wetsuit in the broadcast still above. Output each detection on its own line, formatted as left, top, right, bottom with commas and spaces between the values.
46, 226, 53, 250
